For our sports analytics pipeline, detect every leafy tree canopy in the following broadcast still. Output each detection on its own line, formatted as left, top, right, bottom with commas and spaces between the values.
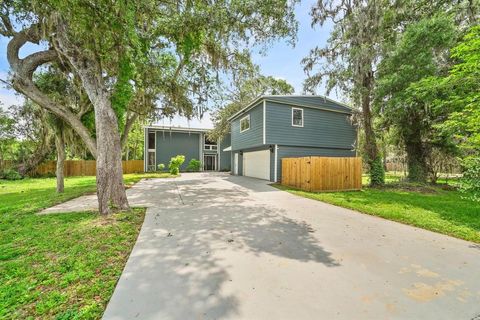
209, 73, 294, 141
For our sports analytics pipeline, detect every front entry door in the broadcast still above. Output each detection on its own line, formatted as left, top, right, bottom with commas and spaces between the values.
204, 155, 217, 171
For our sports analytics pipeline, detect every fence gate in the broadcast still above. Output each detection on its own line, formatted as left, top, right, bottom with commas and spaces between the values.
281, 157, 362, 192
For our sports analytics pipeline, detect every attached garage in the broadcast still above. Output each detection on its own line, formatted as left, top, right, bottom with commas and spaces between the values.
243, 150, 270, 180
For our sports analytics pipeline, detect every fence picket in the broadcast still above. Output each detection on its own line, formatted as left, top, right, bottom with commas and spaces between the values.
281, 157, 362, 192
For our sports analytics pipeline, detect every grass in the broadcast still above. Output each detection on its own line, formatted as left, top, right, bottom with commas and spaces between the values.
362, 171, 461, 186
275, 173, 480, 244
0, 172, 174, 319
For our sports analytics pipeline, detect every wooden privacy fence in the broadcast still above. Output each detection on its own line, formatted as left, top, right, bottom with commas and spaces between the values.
35, 160, 144, 177
281, 157, 362, 192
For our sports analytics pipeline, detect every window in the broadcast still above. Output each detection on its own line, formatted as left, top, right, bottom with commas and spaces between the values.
148, 132, 155, 149
147, 131, 156, 171
204, 135, 218, 150
240, 115, 250, 132
292, 108, 303, 127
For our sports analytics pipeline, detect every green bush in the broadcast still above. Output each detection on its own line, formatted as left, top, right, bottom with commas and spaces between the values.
1, 168, 23, 180
168, 155, 185, 175
157, 163, 165, 171
369, 156, 385, 186
460, 157, 480, 202
186, 159, 201, 172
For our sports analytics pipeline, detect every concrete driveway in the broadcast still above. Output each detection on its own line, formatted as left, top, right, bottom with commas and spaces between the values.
102, 173, 480, 320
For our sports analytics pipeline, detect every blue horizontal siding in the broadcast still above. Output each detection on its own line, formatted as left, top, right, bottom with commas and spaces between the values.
154, 131, 200, 171
220, 134, 231, 171
265, 101, 356, 149
231, 102, 263, 151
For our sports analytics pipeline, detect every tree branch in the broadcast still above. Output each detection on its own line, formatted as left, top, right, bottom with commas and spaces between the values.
0, 12, 15, 37
5, 22, 98, 157
121, 112, 138, 147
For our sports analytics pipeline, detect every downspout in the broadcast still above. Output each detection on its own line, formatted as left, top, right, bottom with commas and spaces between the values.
274, 144, 278, 183
199, 133, 203, 171
262, 100, 266, 145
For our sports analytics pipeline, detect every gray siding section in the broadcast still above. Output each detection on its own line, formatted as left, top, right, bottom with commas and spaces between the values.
155, 131, 200, 171
266, 96, 352, 113
275, 146, 356, 182
219, 134, 231, 171
231, 102, 264, 151
265, 101, 356, 149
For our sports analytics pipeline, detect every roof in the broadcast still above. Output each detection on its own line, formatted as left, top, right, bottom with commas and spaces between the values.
144, 125, 211, 133
228, 95, 352, 121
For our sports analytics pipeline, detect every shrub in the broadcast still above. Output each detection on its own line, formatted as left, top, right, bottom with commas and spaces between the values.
1, 168, 23, 180
186, 159, 201, 172
157, 163, 165, 171
460, 157, 480, 202
168, 155, 185, 175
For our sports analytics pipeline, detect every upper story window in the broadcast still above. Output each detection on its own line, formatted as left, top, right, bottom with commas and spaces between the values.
292, 107, 304, 127
204, 135, 217, 150
240, 115, 250, 132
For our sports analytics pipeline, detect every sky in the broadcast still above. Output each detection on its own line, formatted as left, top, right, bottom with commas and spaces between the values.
0, 0, 333, 129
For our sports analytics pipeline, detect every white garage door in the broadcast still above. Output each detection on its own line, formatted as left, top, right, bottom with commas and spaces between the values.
243, 150, 270, 180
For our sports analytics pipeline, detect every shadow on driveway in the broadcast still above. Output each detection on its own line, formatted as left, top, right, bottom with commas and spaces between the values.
103, 174, 338, 319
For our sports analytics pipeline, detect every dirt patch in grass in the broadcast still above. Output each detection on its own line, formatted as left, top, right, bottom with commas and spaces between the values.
374, 183, 440, 194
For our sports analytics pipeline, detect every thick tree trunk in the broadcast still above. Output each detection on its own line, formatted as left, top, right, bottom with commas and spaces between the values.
55, 131, 65, 193
360, 72, 383, 186
404, 131, 428, 183
95, 100, 129, 215
361, 75, 379, 164
53, 20, 129, 215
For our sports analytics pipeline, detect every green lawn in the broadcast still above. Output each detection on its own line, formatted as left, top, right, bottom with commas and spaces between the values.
275, 181, 480, 243
0, 173, 173, 319
362, 171, 461, 186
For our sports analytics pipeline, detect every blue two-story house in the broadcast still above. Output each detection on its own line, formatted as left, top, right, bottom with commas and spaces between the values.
227, 95, 357, 182
144, 95, 356, 181
143, 126, 231, 172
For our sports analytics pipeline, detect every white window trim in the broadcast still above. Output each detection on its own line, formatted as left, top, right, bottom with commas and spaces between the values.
292, 107, 304, 127
240, 114, 250, 133
147, 131, 157, 172
203, 154, 217, 171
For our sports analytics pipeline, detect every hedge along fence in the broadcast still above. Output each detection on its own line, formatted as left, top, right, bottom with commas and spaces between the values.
34, 160, 144, 177
281, 156, 362, 192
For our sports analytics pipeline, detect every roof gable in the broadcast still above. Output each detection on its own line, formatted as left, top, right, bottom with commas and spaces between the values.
228, 95, 352, 122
